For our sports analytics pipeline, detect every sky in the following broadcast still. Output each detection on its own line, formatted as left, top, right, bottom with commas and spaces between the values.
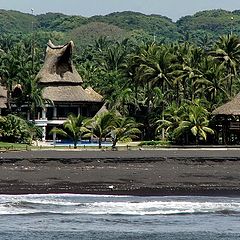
1, 0, 240, 21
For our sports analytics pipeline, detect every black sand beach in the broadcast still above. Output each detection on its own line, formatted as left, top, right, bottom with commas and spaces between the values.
0, 149, 240, 196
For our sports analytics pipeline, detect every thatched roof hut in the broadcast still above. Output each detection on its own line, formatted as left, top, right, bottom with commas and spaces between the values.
0, 85, 7, 109
213, 94, 240, 115
37, 40, 102, 104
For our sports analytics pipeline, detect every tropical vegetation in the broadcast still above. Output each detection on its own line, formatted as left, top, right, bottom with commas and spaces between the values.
2, 9, 240, 145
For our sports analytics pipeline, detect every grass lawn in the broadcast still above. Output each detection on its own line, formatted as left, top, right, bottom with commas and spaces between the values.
0, 142, 30, 151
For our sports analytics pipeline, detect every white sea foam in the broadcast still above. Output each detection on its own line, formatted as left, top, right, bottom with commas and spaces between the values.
0, 194, 239, 216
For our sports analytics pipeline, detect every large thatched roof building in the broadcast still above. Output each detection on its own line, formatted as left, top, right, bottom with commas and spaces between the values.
34, 40, 103, 141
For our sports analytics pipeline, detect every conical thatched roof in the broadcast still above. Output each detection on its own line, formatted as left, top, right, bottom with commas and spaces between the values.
213, 93, 240, 115
0, 85, 7, 109
36, 40, 83, 85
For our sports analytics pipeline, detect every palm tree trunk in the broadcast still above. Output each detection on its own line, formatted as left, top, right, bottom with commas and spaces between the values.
112, 137, 118, 149
196, 135, 199, 145
98, 138, 102, 149
229, 73, 233, 97
176, 82, 179, 106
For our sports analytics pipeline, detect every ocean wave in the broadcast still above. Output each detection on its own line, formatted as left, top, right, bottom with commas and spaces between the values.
0, 194, 240, 216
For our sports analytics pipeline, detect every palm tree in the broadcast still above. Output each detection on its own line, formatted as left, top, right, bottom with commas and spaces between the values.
136, 44, 174, 91
111, 117, 141, 148
128, 44, 176, 139
85, 111, 116, 148
197, 33, 213, 52
50, 114, 89, 149
155, 102, 186, 141
106, 87, 138, 116
211, 34, 240, 96
96, 42, 127, 72
23, 78, 47, 120
173, 44, 205, 101
0, 41, 33, 112
197, 58, 228, 106
173, 102, 214, 144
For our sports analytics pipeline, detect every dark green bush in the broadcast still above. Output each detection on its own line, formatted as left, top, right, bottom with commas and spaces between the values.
139, 140, 170, 146
0, 114, 41, 144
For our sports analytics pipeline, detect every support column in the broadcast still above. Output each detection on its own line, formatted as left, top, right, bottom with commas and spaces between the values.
53, 106, 57, 119
78, 106, 81, 116
53, 132, 56, 146
27, 111, 30, 121
42, 107, 47, 119
42, 126, 46, 142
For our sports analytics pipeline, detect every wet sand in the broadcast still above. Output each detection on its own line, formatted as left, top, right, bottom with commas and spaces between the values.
0, 149, 240, 196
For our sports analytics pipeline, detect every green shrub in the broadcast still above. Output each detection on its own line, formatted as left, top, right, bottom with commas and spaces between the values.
139, 140, 170, 146
0, 114, 41, 144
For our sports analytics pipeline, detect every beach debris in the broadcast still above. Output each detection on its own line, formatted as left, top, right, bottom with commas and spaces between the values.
108, 185, 114, 190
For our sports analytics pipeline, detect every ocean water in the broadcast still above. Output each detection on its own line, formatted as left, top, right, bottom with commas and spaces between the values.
0, 194, 239, 240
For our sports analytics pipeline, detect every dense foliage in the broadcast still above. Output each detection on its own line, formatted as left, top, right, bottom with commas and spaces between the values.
1, 9, 240, 144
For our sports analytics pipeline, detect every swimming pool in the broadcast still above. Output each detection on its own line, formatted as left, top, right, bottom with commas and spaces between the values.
51, 140, 112, 147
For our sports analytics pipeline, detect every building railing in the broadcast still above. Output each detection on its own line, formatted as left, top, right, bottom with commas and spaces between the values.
229, 122, 240, 130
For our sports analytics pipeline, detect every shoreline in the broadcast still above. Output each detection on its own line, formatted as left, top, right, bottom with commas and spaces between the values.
0, 149, 240, 196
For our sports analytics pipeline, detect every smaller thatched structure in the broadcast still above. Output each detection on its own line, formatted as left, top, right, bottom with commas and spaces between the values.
213, 93, 240, 144
213, 93, 240, 116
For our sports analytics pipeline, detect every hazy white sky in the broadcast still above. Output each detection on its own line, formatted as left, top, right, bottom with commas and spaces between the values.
1, 0, 240, 21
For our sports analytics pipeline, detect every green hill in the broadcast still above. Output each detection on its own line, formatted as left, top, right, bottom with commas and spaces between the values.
90, 11, 180, 41
36, 12, 88, 32
1, 9, 240, 48
0, 9, 36, 33
68, 21, 129, 50
177, 9, 240, 38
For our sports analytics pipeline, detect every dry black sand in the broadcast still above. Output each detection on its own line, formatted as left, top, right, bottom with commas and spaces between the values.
0, 149, 240, 196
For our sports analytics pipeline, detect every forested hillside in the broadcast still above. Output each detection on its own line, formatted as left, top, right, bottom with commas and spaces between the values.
0, 9, 239, 49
